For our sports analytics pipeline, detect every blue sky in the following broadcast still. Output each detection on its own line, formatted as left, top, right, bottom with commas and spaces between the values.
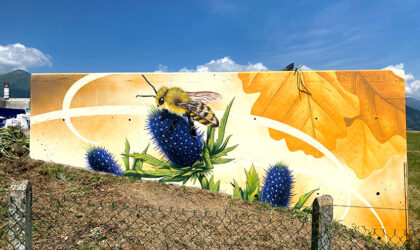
1, 0, 420, 97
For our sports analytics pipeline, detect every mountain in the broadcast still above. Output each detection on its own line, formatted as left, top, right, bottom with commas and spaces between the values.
0, 69, 30, 98
406, 97, 420, 111
406, 106, 420, 131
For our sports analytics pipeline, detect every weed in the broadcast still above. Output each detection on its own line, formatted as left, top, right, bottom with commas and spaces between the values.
64, 184, 93, 196
38, 165, 64, 178
180, 185, 189, 197
228, 198, 235, 207
90, 175, 102, 182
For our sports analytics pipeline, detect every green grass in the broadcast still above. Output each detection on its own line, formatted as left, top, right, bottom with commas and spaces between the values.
407, 132, 420, 191
407, 132, 420, 235
408, 152, 420, 190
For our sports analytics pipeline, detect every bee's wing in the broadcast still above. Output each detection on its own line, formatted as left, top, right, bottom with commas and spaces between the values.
186, 91, 222, 104
177, 101, 219, 126
176, 101, 203, 114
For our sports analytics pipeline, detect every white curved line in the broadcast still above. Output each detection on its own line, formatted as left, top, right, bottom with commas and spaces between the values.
339, 193, 352, 221
249, 115, 387, 240
31, 105, 149, 124
62, 73, 113, 144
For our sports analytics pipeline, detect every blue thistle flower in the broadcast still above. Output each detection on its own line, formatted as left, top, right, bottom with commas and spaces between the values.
146, 109, 203, 167
261, 163, 294, 207
86, 146, 123, 176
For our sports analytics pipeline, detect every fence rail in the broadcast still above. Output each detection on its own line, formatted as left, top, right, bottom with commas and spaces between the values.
0, 181, 416, 249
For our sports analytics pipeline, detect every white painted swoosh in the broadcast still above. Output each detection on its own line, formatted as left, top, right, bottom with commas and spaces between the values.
62, 73, 113, 144
339, 193, 352, 222
31, 106, 149, 124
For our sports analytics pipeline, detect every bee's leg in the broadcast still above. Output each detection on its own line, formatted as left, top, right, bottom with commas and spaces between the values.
160, 109, 168, 120
185, 113, 197, 138
168, 116, 179, 134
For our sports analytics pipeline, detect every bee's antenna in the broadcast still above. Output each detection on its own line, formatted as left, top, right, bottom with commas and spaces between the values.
141, 74, 157, 94
136, 95, 155, 98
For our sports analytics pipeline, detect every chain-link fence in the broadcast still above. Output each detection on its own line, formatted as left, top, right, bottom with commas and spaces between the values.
31, 195, 313, 249
1, 181, 417, 249
0, 190, 10, 248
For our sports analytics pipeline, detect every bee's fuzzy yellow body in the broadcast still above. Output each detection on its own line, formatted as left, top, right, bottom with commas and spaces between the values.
156, 87, 191, 115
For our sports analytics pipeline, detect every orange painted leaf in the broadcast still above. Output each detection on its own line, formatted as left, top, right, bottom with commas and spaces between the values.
334, 71, 406, 141
238, 71, 359, 157
238, 70, 406, 178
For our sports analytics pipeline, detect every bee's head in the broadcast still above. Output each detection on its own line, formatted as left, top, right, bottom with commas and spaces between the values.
155, 87, 168, 107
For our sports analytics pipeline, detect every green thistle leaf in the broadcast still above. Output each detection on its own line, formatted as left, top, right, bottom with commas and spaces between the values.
245, 164, 259, 196
206, 126, 212, 142
214, 98, 235, 150
123, 171, 143, 180
230, 164, 261, 202
132, 159, 140, 171
214, 134, 232, 154
215, 144, 238, 157
213, 180, 220, 192
201, 175, 209, 189
232, 180, 242, 199
208, 176, 220, 192
131, 153, 172, 168
203, 147, 213, 170
191, 175, 198, 185
248, 188, 259, 202
207, 127, 215, 153
211, 158, 234, 164
123, 138, 130, 171
125, 138, 130, 156
160, 175, 187, 183
134, 143, 150, 171
294, 188, 319, 210
122, 157, 129, 171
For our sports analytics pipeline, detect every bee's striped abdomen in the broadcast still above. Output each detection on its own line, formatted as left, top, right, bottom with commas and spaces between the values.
178, 101, 219, 127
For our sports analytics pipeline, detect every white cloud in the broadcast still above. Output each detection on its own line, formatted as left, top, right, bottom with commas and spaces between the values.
383, 63, 420, 99
182, 56, 269, 72
299, 65, 313, 71
0, 43, 52, 73
406, 80, 420, 96
154, 64, 169, 72
158, 56, 268, 73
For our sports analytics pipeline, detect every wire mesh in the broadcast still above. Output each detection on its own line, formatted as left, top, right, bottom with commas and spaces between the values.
0, 190, 9, 249
1, 191, 418, 249
331, 224, 415, 249
31, 195, 313, 249
7, 195, 28, 249
1, 190, 30, 249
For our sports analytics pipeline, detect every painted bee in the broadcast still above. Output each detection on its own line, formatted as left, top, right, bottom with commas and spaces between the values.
136, 74, 222, 137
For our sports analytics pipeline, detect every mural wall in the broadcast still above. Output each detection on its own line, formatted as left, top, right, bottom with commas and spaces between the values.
30, 70, 408, 243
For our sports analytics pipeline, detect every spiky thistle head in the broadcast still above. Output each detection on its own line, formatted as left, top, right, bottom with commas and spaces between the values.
85, 145, 123, 176
261, 163, 294, 207
146, 107, 203, 167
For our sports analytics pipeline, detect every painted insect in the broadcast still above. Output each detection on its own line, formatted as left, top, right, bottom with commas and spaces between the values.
136, 74, 222, 137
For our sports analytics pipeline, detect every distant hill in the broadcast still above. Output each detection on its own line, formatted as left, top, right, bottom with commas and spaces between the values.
406, 97, 420, 111
0, 69, 30, 98
407, 106, 420, 131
